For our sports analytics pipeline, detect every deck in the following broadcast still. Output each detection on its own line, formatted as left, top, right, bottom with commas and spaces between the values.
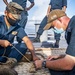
14, 38, 67, 75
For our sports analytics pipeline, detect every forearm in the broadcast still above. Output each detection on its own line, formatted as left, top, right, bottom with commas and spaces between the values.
23, 37, 36, 57
26, 2, 35, 10
0, 40, 11, 47
62, 6, 67, 12
3, 0, 8, 5
28, 42, 35, 56
47, 5, 51, 16
26, 41, 36, 58
46, 55, 75, 71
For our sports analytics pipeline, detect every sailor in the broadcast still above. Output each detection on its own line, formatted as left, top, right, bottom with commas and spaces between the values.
34, 9, 75, 75
0, 2, 39, 65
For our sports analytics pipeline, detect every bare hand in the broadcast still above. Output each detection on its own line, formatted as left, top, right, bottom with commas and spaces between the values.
47, 55, 59, 61
0, 40, 12, 47
33, 56, 40, 61
25, 7, 30, 11
34, 60, 43, 69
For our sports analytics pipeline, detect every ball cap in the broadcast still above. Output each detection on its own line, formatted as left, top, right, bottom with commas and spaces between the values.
44, 9, 66, 30
7, 2, 24, 20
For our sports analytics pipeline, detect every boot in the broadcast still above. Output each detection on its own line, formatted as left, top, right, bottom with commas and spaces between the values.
0, 66, 18, 75
54, 40, 59, 48
33, 34, 40, 42
0, 57, 17, 68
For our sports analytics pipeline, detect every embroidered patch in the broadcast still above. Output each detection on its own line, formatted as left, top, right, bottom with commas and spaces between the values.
12, 31, 17, 35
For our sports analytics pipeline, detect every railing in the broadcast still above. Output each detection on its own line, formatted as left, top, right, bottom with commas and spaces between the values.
26, 20, 48, 42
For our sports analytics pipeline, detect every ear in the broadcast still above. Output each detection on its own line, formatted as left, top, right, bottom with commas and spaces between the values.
58, 18, 61, 22
52, 20, 57, 26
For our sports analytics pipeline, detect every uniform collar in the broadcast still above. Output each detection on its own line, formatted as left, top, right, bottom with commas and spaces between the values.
2, 16, 19, 34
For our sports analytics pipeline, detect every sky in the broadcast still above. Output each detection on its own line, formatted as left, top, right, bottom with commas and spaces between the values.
0, 0, 75, 21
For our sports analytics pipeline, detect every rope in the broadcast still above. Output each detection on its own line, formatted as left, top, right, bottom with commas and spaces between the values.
11, 45, 37, 73
12, 44, 31, 62
2, 47, 6, 56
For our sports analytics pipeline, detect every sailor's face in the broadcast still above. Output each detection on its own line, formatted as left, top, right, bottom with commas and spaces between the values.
7, 12, 17, 21
5, 11, 19, 25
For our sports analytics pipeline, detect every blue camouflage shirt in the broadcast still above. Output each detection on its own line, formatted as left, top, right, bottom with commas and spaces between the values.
49, 0, 67, 10
65, 16, 75, 56
0, 15, 27, 43
12, 0, 34, 8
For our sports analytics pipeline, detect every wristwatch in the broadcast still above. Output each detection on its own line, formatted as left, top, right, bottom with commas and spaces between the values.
42, 60, 46, 68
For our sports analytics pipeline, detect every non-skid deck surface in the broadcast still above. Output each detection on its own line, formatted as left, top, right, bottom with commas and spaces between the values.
14, 47, 66, 75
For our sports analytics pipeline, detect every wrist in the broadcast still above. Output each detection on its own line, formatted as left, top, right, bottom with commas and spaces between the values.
0, 40, 3, 46
42, 60, 46, 68
32, 53, 36, 57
